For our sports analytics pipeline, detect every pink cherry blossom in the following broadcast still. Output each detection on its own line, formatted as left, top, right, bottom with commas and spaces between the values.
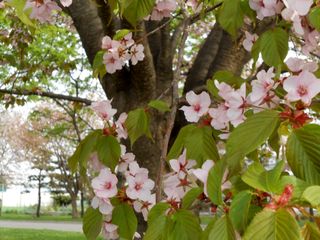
101, 36, 120, 51
126, 172, 155, 201
208, 104, 229, 130
102, 221, 119, 240
0, 2, 5, 8
120, 33, 134, 48
60, 0, 72, 7
130, 44, 145, 65
103, 51, 123, 74
133, 194, 156, 221
192, 160, 214, 196
126, 162, 149, 178
283, 70, 320, 105
169, 149, 196, 179
214, 80, 233, 101
249, 68, 277, 105
286, 58, 318, 73
226, 83, 247, 127
163, 174, 190, 201
25, 0, 61, 23
281, 8, 304, 35
91, 168, 118, 199
118, 146, 135, 173
91, 99, 117, 121
115, 112, 128, 139
249, 0, 283, 20
180, 91, 211, 122
243, 31, 259, 52
91, 196, 113, 215
148, 0, 177, 21
283, 0, 313, 16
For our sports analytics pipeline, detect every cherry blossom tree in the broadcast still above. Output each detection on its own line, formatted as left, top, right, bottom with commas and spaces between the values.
2, 0, 320, 239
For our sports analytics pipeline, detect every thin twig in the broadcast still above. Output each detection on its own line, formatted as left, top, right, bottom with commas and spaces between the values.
155, 16, 190, 202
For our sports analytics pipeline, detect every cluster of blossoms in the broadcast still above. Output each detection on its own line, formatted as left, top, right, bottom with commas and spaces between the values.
23, 0, 72, 23
180, 57, 320, 138
247, 0, 320, 55
162, 149, 231, 208
89, 98, 234, 238
146, 0, 202, 21
101, 33, 145, 74
89, 99, 155, 239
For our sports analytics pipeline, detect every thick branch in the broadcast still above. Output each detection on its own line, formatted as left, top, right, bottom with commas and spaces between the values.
0, 89, 92, 105
184, 23, 223, 93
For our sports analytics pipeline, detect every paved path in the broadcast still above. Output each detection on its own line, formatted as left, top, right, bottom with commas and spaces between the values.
0, 220, 82, 232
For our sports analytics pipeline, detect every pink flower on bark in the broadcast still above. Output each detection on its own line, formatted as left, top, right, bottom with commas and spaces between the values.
115, 112, 128, 139
130, 44, 145, 65
180, 91, 211, 122
91, 168, 118, 199
91, 100, 117, 121
283, 70, 320, 105
103, 51, 123, 74
243, 31, 259, 52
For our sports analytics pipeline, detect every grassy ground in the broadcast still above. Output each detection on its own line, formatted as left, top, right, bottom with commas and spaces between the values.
0, 228, 103, 240
0, 213, 81, 222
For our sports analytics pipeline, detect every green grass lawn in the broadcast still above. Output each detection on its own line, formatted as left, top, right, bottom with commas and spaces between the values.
0, 213, 81, 222
0, 228, 103, 240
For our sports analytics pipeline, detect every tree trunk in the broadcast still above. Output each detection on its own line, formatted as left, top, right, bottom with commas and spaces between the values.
70, 193, 79, 218
80, 188, 84, 218
36, 177, 41, 218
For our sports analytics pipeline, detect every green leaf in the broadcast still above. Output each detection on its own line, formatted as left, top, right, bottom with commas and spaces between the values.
169, 210, 202, 240
68, 130, 101, 173
148, 100, 170, 113
125, 108, 152, 146
122, 0, 156, 26
259, 28, 289, 67
7, 0, 35, 27
113, 29, 131, 40
148, 202, 171, 223
209, 215, 236, 240
302, 222, 320, 240
185, 126, 220, 166
302, 186, 320, 207
230, 191, 253, 233
241, 161, 285, 193
207, 160, 226, 205
308, 7, 320, 31
167, 125, 196, 160
286, 124, 320, 185
201, 217, 218, 240
181, 187, 202, 209
92, 51, 107, 79
145, 203, 171, 240
112, 203, 137, 240
83, 207, 103, 240
96, 135, 121, 171
226, 110, 280, 173
218, 0, 244, 37
243, 208, 302, 240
